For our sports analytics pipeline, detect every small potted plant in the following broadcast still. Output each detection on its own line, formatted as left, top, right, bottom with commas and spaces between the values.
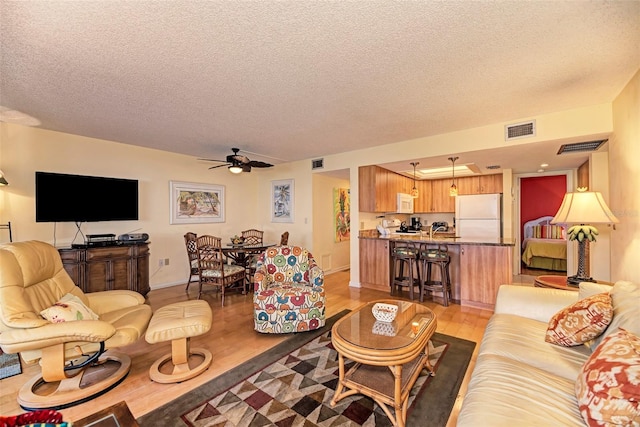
231, 235, 244, 245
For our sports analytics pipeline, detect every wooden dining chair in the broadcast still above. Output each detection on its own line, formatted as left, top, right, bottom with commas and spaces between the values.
184, 232, 199, 291
241, 229, 264, 283
279, 231, 289, 246
195, 235, 246, 305
241, 229, 264, 245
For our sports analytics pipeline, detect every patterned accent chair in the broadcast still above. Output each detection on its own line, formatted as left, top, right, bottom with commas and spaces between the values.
253, 246, 325, 334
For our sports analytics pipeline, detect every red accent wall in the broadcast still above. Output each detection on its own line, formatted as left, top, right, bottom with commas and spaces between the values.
521, 175, 567, 235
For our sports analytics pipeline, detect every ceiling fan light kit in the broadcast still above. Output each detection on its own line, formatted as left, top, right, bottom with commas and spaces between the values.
199, 148, 274, 173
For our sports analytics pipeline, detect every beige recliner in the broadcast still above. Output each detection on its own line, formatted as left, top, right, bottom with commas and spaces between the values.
0, 240, 152, 410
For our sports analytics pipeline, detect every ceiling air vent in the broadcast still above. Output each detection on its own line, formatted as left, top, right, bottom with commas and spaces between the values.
505, 120, 536, 141
557, 139, 607, 155
311, 158, 324, 170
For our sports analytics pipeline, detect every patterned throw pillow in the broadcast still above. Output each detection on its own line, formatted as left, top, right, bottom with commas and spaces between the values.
545, 292, 613, 346
40, 293, 99, 323
575, 328, 640, 426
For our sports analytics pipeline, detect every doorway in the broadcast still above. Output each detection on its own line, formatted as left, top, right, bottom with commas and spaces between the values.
516, 172, 572, 276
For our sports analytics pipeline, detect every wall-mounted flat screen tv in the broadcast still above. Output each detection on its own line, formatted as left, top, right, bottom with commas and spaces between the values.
35, 172, 139, 222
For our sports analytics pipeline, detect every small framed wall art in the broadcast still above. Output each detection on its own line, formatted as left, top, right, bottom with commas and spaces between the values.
271, 179, 294, 223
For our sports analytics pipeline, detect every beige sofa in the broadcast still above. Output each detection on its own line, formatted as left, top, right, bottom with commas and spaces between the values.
458, 281, 640, 426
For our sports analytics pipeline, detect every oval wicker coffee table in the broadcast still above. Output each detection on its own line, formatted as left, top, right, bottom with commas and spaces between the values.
330, 299, 437, 427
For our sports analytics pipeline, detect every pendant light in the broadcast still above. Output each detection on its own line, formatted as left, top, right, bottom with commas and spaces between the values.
448, 157, 459, 197
410, 162, 419, 198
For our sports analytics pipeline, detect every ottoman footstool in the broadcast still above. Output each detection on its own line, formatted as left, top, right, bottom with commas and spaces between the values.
145, 300, 213, 383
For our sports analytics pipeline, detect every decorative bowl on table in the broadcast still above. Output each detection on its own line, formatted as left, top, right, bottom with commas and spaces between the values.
230, 236, 244, 245
372, 302, 398, 323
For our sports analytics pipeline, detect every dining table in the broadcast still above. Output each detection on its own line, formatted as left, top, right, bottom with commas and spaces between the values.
222, 242, 277, 291
222, 242, 276, 268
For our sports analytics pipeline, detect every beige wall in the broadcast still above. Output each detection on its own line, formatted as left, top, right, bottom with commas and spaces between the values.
610, 68, 640, 283
589, 151, 612, 281
312, 173, 350, 272
0, 124, 314, 289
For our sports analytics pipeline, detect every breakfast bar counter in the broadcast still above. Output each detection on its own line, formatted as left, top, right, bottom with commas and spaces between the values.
359, 231, 515, 309
358, 229, 515, 246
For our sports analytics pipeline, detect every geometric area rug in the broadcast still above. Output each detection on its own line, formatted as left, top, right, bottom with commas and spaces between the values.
138, 310, 475, 427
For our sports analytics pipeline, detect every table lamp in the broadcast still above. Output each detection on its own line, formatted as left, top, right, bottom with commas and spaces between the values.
551, 187, 619, 285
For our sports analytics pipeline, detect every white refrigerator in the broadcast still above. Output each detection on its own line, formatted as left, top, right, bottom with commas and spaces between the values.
455, 194, 502, 239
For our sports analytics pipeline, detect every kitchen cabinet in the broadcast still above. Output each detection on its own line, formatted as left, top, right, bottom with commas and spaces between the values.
457, 174, 503, 195
389, 170, 414, 196
359, 166, 391, 212
359, 238, 390, 291
412, 180, 432, 213
429, 179, 456, 212
387, 171, 400, 196
478, 174, 503, 193
412, 178, 454, 213
360, 165, 502, 213
458, 244, 512, 309
59, 243, 150, 295
359, 165, 414, 213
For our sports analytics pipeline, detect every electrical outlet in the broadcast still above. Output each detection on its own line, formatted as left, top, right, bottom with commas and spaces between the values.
164, 258, 170, 266
158, 259, 164, 267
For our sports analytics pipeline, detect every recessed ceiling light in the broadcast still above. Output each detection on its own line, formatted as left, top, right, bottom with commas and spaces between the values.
537, 169, 545, 173
540, 163, 549, 168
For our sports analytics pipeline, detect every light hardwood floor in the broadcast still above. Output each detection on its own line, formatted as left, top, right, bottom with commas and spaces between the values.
0, 271, 534, 425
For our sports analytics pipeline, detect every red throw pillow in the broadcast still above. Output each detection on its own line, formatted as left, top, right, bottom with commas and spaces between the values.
545, 292, 613, 346
575, 328, 640, 426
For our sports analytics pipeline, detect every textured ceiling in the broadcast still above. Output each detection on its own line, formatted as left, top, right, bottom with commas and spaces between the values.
1, 1, 639, 174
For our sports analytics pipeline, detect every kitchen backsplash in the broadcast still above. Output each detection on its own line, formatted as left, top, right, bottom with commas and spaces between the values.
415, 213, 456, 227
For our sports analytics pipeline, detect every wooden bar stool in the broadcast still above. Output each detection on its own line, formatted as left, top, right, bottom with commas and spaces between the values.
391, 241, 420, 300
418, 244, 452, 306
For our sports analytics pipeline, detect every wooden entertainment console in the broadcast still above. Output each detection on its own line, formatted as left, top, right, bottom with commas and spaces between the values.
58, 242, 150, 296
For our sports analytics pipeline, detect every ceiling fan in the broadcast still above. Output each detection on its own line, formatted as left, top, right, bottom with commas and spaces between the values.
199, 148, 274, 173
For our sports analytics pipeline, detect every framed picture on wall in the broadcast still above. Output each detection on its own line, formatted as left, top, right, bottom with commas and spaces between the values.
334, 187, 350, 242
170, 181, 225, 224
271, 179, 294, 223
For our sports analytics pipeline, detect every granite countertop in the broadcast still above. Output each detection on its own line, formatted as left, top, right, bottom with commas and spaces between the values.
359, 229, 515, 246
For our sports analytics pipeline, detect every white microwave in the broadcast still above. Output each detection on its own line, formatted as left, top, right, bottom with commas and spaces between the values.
397, 193, 414, 213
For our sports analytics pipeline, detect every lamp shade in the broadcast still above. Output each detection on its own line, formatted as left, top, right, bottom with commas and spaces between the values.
0, 170, 7, 186
551, 190, 619, 225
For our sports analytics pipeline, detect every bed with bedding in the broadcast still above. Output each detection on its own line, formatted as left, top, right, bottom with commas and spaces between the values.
521, 216, 567, 272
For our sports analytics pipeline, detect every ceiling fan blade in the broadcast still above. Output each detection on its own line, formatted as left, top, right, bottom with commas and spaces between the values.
208, 163, 229, 169
242, 164, 252, 173
247, 160, 273, 168
199, 158, 228, 163
232, 155, 251, 164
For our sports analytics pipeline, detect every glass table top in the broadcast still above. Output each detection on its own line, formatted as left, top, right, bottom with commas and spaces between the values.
335, 300, 435, 351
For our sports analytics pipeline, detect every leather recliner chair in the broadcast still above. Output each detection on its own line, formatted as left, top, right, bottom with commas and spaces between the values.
0, 241, 152, 410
